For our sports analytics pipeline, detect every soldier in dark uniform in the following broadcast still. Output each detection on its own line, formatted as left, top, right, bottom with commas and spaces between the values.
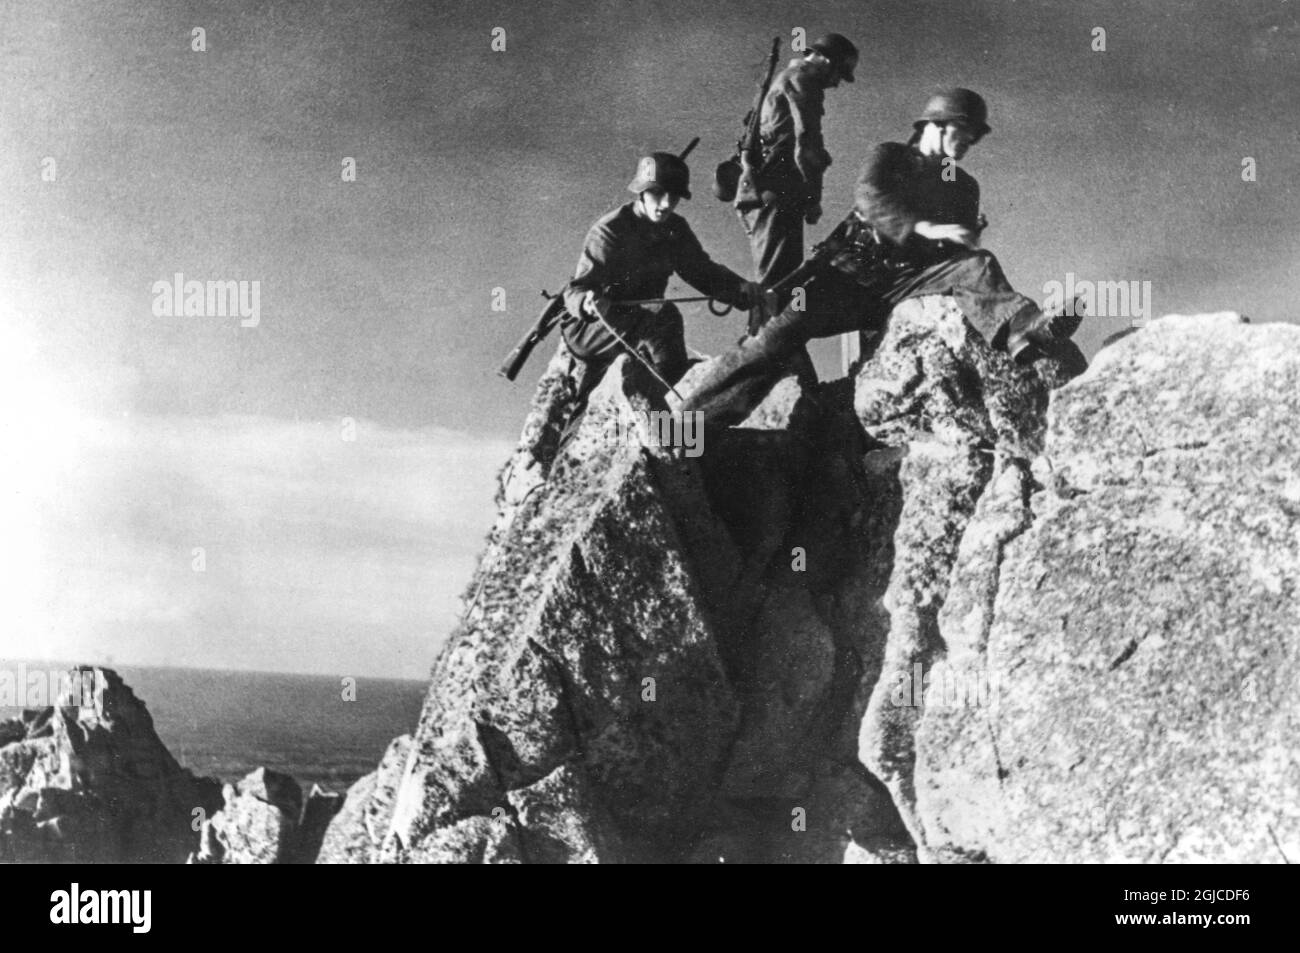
738, 32, 859, 310
681, 89, 1082, 425
560, 152, 770, 406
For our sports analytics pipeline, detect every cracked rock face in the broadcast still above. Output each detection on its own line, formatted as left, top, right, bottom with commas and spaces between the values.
330, 294, 1074, 863
852, 296, 1059, 857
907, 313, 1300, 862
379, 361, 745, 862
332, 301, 1297, 864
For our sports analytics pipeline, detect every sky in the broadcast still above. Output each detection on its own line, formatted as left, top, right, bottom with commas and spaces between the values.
2, 0, 1297, 678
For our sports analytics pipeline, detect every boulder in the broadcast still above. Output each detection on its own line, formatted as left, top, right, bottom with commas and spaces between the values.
191, 767, 303, 864
853, 296, 1059, 852
906, 312, 1300, 862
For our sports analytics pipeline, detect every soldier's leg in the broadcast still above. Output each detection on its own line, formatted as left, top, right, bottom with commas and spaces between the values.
560, 310, 636, 409
878, 249, 1041, 349
741, 195, 818, 384
633, 303, 689, 385
678, 273, 862, 426
741, 198, 806, 306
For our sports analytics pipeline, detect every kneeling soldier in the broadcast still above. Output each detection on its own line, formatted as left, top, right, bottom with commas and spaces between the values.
561, 151, 770, 406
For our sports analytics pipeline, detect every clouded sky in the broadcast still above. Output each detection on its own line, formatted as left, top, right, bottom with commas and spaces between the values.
3, 0, 1297, 677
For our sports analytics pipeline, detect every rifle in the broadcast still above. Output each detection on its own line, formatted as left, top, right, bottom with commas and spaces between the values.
713, 37, 782, 206
499, 292, 567, 381
765, 213, 860, 298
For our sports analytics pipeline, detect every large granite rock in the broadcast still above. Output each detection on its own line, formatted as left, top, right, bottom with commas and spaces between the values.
351, 294, 1065, 863
850, 296, 1062, 855
903, 312, 1300, 862
380, 359, 744, 862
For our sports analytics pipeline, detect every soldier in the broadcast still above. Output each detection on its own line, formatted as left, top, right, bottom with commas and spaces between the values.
740, 32, 859, 308
561, 151, 772, 407
681, 88, 1082, 425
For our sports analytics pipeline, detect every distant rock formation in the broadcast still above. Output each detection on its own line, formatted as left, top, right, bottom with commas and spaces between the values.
0, 666, 343, 864
189, 768, 342, 864
0, 667, 222, 863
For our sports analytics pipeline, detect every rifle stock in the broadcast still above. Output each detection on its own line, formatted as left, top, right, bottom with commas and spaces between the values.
499, 293, 567, 381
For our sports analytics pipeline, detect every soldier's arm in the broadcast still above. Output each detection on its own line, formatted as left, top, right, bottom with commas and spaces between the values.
962, 174, 982, 232
562, 222, 617, 320
788, 75, 830, 202
854, 142, 924, 246
672, 223, 750, 307
913, 171, 982, 248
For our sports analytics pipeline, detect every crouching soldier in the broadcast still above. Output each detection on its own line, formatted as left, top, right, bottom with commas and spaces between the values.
679, 88, 1081, 425
561, 151, 772, 407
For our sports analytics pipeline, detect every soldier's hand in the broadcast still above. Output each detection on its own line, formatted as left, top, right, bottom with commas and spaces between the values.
804, 202, 823, 225
582, 291, 611, 320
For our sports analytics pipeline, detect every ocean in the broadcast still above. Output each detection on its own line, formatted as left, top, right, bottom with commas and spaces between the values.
4, 663, 428, 794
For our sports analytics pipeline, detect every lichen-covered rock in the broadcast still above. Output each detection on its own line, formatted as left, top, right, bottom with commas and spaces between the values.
910, 313, 1300, 862
365, 294, 1067, 864
853, 296, 1057, 853
0, 667, 221, 863
382, 360, 743, 863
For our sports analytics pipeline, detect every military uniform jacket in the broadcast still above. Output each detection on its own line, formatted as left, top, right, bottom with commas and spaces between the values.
757, 58, 832, 205
562, 203, 748, 321
853, 142, 981, 257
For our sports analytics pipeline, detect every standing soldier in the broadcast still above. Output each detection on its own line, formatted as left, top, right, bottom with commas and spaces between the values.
739, 32, 859, 307
680, 88, 1082, 425
561, 151, 772, 408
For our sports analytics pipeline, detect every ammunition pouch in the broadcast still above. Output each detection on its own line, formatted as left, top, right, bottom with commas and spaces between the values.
733, 134, 799, 212
713, 156, 741, 202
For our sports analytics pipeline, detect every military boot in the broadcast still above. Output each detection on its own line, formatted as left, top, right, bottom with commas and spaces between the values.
1006, 301, 1084, 364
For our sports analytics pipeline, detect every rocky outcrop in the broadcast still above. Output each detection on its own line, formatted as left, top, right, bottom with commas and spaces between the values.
323, 294, 1096, 863
25, 302, 1295, 864
901, 312, 1300, 862
854, 296, 1058, 851
0, 667, 223, 863
0, 666, 346, 864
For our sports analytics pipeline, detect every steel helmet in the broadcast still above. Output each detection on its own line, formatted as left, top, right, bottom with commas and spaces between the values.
810, 32, 858, 83
627, 152, 692, 200
914, 88, 991, 139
